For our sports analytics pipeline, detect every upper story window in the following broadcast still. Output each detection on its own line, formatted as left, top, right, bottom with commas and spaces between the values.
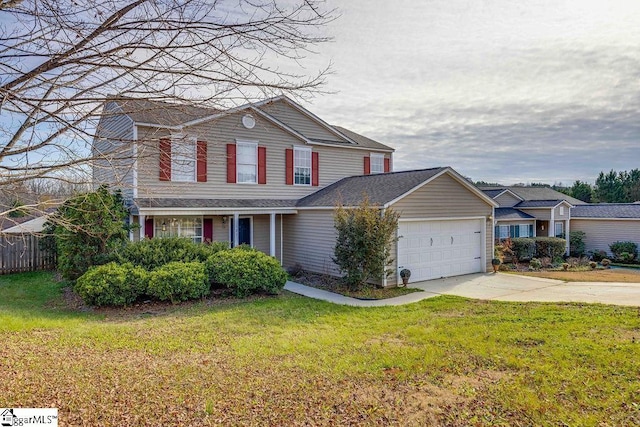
171, 134, 196, 182
370, 153, 385, 174
294, 146, 312, 185
236, 141, 258, 184
559, 206, 565, 216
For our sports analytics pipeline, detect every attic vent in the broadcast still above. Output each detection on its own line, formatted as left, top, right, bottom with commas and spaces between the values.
242, 114, 256, 129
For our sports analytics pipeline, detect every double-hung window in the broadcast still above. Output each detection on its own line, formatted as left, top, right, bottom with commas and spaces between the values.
155, 217, 203, 243
236, 141, 257, 184
171, 134, 196, 182
370, 153, 385, 174
555, 222, 564, 238
294, 147, 312, 185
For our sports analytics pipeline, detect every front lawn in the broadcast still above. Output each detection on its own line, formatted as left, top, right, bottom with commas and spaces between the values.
2, 272, 639, 426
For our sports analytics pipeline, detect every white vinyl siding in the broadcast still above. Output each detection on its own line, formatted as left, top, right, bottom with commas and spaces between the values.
571, 219, 640, 255
171, 135, 196, 182
294, 146, 311, 185
155, 216, 203, 243
370, 153, 384, 174
236, 141, 258, 184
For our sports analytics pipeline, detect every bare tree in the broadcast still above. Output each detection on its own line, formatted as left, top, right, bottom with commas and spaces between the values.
0, 0, 334, 218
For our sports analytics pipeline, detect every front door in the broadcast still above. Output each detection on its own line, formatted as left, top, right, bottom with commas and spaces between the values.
230, 217, 252, 246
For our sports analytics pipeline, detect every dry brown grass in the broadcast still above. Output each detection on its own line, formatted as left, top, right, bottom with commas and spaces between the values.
510, 268, 640, 283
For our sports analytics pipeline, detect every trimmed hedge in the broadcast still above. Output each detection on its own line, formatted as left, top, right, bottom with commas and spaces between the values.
206, 247, 288, 297
75, 262, 147, 307
147, 261, 209, 303
118, 237, 228, 270
511, 237, 566, 260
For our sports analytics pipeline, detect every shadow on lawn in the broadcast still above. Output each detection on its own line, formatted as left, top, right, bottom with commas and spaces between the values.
0, 271, 363, 325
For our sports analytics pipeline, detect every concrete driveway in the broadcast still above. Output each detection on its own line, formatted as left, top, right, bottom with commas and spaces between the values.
411, 273, 640, 306
284, 273, 640, 307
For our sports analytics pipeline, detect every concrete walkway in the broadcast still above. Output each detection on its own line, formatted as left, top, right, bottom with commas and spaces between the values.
284, 273, 640, 307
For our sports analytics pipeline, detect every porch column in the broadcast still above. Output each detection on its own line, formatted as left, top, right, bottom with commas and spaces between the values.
565, 219, 570, 255
548, 209, 555, 237
139, 214, 145, 241
533, 220, 537, 237
269, 212, 276, 257
233, 212, 239, 248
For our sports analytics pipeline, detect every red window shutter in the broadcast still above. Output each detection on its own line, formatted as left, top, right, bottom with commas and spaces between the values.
196, 141, 207, 182
364, 156, 371, 175
312, 152, 319, 186
384, 157, 390, 173
159, 138, 171, 181
145, 218, 154, 239
226, 144, 236, 183
285, 148, 293, 185
203, 218, 213, 242
258, 146, 267, 184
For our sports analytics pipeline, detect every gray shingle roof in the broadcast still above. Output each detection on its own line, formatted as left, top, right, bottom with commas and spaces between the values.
331, 126, 394, 151
479, 186, 585, 205
495, 207, 535, 220
296, 167, 447, 207
481, 188, 506, 198
515, 200, 567, 208
110, 97, 394, 151
135, 198, 297, 209
572, 204, 640, 219
115, 97, 219, 127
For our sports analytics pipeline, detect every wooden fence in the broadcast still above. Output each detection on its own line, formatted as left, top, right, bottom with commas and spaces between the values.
0, 234, 56, 275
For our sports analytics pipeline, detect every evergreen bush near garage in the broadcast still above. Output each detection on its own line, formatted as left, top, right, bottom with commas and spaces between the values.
146, 261, 209, 303
206, 246, 288, 297
75, 262, 148, 307
118, 237, 228, 270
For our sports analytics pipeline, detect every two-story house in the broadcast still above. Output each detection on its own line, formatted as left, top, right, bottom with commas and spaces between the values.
94, 96, 498, 285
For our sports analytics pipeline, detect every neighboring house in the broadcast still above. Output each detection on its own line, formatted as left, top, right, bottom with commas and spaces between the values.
94, 96, 497, 285
480, 186, 583, 254
571, 204, 640, 255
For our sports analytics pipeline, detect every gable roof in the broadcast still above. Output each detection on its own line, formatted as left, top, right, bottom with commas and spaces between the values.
494, 207, 536, 220
113, 97, 219, 127
110, 95, 394, 152
297, 167, 497, 209
572, 204, 640, 219
479, 186, 585, 205
515, 200, 572, 209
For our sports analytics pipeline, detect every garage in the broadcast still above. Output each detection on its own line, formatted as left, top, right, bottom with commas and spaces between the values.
397, 219, 485, 282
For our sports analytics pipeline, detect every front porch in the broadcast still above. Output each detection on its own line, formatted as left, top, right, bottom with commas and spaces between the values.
131, 199, 298, 264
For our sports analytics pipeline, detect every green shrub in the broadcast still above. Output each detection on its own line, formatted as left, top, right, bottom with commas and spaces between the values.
533, 237, 566, 259
207, 247, 288, 297
529, 258, 542, 270
333, 198, 400, 290
119, 237, 228, 270
50, 186, 130, 280
590, 250, 608, 262
511, 238, 536, 260
75, 262, 147, 307
146, 261, 209, 303
569, 231, 586, 257
609, 241, 638, 261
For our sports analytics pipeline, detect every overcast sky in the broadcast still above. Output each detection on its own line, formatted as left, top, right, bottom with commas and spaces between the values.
301, 0, 640, 185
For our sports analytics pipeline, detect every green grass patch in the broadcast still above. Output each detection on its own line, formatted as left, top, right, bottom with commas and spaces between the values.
1, 272, 639, 426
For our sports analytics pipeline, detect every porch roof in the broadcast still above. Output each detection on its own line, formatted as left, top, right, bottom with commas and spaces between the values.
132, 198, 298, 215
515, 199, 567, 208
495, 208, 535, 220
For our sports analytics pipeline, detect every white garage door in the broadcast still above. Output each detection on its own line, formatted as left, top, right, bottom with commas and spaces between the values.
397, 219, 484, 283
